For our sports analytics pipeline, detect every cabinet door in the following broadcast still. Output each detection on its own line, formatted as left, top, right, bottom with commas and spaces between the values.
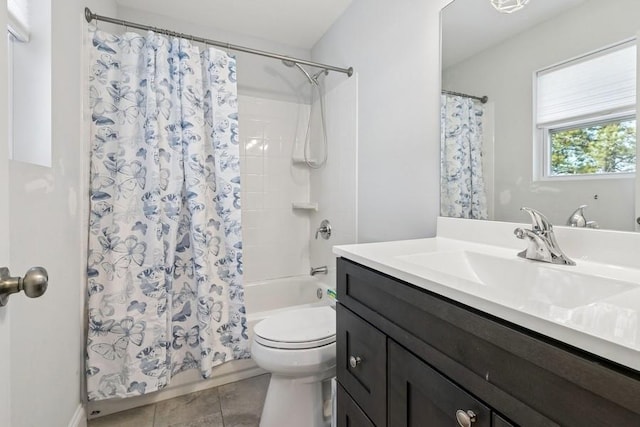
492, 413, 515, 427
337, 305, 387, 426
337, 383, 376, 427
388, 340, 491, 427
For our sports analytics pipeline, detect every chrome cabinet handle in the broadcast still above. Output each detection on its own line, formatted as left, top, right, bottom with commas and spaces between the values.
0, 266, 48, 306
349, 355, 362, 368
455, 410, 477, 427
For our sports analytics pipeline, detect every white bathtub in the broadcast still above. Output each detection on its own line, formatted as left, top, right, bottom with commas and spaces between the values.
88, 275, 333, 419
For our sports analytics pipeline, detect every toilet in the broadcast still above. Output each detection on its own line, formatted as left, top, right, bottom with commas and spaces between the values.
251, 305, 336, 427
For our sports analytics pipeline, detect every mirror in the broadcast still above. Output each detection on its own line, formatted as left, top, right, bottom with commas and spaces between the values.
441, 0, 640, 231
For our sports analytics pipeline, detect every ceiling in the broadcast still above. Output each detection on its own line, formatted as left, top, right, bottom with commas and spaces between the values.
442, 0, 587, 68
114, 0, 353, 49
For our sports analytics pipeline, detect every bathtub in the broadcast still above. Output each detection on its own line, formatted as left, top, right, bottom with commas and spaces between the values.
88, 275, 333, 419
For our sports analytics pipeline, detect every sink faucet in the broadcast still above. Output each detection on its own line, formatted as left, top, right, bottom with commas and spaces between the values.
566, 205, 599, 228
514, 207, 575, 266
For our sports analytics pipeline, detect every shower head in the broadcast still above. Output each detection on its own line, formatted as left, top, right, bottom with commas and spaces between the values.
282, 59, 319, 86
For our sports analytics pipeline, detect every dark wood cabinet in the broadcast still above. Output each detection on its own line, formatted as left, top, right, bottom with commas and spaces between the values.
337, 304, 386, 427
336, 257, 640, 427
337, 383, 376, 427
492, 413, 515, 427
388, 340, 491, 427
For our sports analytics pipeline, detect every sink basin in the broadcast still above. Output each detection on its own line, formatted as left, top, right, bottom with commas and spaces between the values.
397, 251, 637, 310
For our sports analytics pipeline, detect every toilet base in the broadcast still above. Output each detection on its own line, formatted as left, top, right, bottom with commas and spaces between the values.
259, 371, 334, 427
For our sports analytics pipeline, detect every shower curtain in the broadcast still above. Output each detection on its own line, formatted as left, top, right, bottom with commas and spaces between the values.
440, 94, 488, 219
86, 28, 248, 401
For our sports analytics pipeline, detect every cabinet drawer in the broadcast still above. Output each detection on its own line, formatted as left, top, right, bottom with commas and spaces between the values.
337, 305, 386, 427
337, 383, 375, 427
388, 340, 491, 427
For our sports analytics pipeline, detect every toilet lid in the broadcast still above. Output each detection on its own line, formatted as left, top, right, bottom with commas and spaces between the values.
254, 306, 336, 350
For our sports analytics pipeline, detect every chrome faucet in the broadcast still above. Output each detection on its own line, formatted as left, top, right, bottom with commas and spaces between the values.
514, 207, 575, 266
566, 205, 599, 228
310, 266, 328, 276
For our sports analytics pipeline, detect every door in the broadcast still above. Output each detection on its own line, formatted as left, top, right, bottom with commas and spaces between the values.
1, 1, 86, 425
0, 2, 12, 425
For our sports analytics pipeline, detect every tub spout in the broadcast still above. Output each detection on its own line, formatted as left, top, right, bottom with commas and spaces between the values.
310, 266, 328, 276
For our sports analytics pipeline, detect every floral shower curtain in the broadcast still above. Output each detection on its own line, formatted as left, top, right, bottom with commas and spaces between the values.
86, 28, 248, 401
440, 94, 488, 219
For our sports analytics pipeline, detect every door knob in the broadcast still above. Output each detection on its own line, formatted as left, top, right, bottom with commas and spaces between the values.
0, 266, 48, 306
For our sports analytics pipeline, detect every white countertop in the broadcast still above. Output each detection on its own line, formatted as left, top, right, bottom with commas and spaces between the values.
334, 217, 640, 372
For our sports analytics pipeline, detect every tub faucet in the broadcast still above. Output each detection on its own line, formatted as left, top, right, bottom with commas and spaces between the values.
310, 266, 328, 276
514, 207, 575, 266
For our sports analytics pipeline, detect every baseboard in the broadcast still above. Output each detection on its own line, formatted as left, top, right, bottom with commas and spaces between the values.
68, 404, 87, 427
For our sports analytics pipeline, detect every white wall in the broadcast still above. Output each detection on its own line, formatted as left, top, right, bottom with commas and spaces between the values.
443, 0, 640, 230
309, 75, 358, 280
312, 0, 450, 242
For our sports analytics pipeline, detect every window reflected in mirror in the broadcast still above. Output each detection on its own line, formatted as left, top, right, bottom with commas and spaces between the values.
535, 41, 636, 179
441, 0, 640, 231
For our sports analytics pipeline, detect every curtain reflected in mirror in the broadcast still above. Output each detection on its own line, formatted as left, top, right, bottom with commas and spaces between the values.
440, 94, 488, 219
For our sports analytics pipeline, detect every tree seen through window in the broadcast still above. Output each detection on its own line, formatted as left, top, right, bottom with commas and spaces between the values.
549, 118, 636, 176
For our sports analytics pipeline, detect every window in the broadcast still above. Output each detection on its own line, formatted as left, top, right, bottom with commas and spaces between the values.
7, 0, 30, 160
535, 41, 636, 179
7, 0, 52, 167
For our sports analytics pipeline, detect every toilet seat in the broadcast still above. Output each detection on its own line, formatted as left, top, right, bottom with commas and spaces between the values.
254, 306, 336, 350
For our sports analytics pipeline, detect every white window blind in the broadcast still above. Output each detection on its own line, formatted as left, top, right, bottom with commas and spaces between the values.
7, 0, 29, 41
536, 42, 636, 126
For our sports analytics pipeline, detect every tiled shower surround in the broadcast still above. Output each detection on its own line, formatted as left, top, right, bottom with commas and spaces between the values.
239, 76, 358, 284
239, 95, 312, 282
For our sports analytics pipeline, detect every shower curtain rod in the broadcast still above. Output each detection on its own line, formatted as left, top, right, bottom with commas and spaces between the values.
442, 89, 488, 104
84, 8, 354, 77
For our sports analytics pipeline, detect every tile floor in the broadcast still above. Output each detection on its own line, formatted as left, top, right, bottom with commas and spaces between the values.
88, 374, 270, 427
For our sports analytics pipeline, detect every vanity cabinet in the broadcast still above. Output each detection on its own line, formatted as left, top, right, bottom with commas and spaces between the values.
336, 257, 640, 426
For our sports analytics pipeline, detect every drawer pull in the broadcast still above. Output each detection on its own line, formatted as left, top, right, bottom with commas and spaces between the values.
349, 355, 362, 368
455, 409, 477, 427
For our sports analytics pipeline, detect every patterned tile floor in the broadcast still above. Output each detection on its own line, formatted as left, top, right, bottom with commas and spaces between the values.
88, 374, 270, 427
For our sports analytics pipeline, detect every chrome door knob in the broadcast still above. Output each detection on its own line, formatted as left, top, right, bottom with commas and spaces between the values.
349, 355, 362, 368
455, 410, 477, 427
0, 266, 48, 306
